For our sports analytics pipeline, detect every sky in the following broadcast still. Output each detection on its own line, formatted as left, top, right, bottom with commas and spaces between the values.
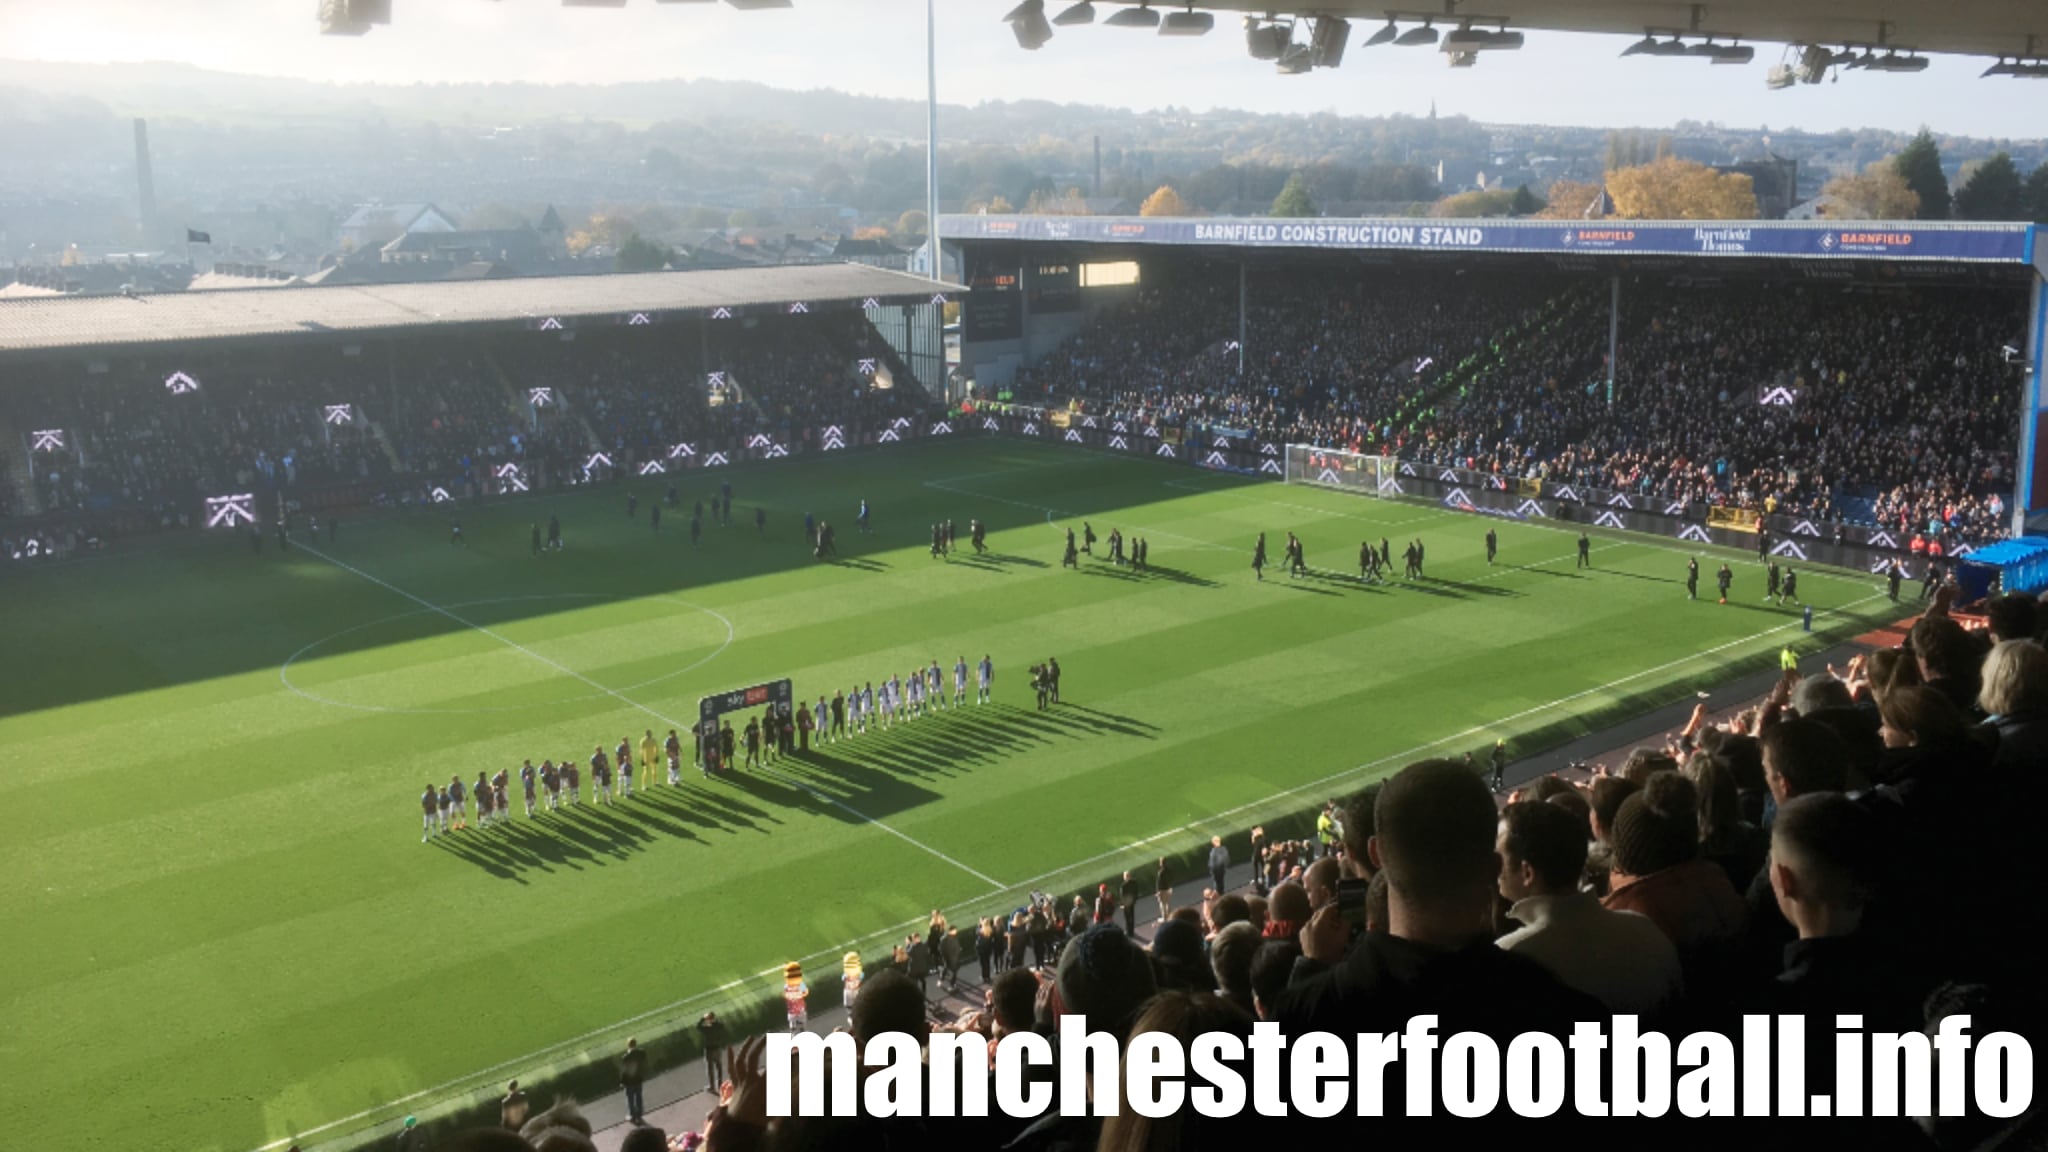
0, 0, 2043, 139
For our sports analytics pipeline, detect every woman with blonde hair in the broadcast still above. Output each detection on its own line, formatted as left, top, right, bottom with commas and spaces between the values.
1978, 639, 2048, 771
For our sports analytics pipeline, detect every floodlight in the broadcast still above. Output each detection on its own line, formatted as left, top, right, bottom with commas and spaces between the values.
1446, 50, 1477, 67
1648, 36, 1689, 56
1620, 33, 1659, 57
1246, 18, 1290, 58
1008, 0, 1054, 48
1984, 58, 2015, 77
1485, 30, 1524, 50
318, 0, 368, 34
1364, 18, 1398, 46
1162, 9, 1214, 35
1766, 64, 1797, 89
1104, 4, 1160, 28
1053, 1, 1096, 25
1394, 21, 1437, 46
1869, 53, 1928, 72
1277, 43, 1314, 73
2014, 61, 2048, 78
1709, 44, 1752, 63
1309, 16, 1349, 65
1442, 25, 1488, 51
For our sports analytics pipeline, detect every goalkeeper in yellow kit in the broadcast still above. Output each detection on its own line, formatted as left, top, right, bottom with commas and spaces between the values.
640, 730, 660, 789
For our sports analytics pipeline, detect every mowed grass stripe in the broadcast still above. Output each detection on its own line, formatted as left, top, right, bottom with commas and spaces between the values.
0, 437, 1901, 1152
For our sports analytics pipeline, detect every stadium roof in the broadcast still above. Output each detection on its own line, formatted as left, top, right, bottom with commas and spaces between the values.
1011, 1, 2047, 63
941, 214, 2046, 275
0, 264, 956, 356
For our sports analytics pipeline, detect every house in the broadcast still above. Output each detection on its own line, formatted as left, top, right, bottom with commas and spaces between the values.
379, 227, 547, 267
338, 203, 459, 252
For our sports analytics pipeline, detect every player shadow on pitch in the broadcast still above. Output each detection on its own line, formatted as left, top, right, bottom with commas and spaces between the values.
758, 753, 949, 823
1079, 563, 1220, 590
1057, 702, 1160, 734
826, 557, 891, 573
1414, 576, 1519, 598
799, 715, 1047, 780
643, 785, 783, 834
983, 552, 1049, 569
1591, 568, 1683, 587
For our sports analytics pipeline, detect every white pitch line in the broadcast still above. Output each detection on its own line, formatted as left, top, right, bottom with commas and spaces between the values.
294, 542, 1002, 890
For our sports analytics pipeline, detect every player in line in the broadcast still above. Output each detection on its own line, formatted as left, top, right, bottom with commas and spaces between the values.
978, 655, 994, 704
954, 656, 969, 707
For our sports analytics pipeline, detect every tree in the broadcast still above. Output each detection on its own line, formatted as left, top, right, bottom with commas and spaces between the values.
987, 195, 1016, 214
2026, 163, 2048, 224
1139, 185, 1191, 217
1604, 157, 1757, 220
1509, 185, 1542, 216
1431, 189, 1518, 218
1952, 152, 2024, 221
1534, 180, 1607, 219
896, 209, 928, 240
1270, 172, 1317, 217
615, 234, 673, 273
1819, 163, 1920, 220
1024, 187, 1090, 215
1892, 129, 1951, 220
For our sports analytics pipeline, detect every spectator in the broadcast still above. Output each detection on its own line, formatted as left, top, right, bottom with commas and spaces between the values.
1207, 920, 1261, 1016
1977, 638, 2048, 772
1206, 835, 1229, 892
617, 1038, 648, 1127
499, 1080, 529, 1131
1602, 774, 1747, 996
1495, 800, 1684, 1018
1096, 991, 1257, 1152
1147, 917, 1214, 993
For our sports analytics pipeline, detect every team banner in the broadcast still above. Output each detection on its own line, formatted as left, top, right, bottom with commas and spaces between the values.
940, 215, 2035, 265
1708, 506, 1760, 533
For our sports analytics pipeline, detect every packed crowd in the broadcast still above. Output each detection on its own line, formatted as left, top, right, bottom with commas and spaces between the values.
1405, 284, 2024, 548
403, 587, 2045, 1152
1012, 271, 2024, 549
0, 316, 933, 542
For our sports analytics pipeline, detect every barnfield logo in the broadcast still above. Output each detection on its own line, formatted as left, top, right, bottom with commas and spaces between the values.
1487, 476, 1507, 490
1953, 543, 1976, 558
1771, 540, 1810, 561
1144, 425, 1161, 438
1439, 469, 1459, 483
639, 461, 665, 475
1109, 435, 1130, 450
1867, 530, 1898, 549
1819, 233, 1838, 251
1664, 501, 1688, 516
1378, 476, 1404, 495
1694, 227, 1752, 253
892, 417, 913, 430
1444, 488, 1475, 509
165, 371, 200, 394
1317, 468, 1342, 484
538, 317, 563, 331
1608, 494, 1634, 509
1157, 443, 1177, 459
1260, 443, 1278, 455
1082, 416, 1099, 430
1553, 486, 1582, 502
746, 434, 773, 450
1113, 422, 1129, 434
528, 387, 553, 407
585, 452, 613, 471
928, 421, 953, 436
1204, 451, 1228, 467
858, 359, 877, 377
31, 429, 64, 452
1260, 459, 1283, 475
1215, 436, 1232, 450
1595, 511, 1625, 529
702, 451, 729, 466
495, 463, 528, 492
787, 302, 809, 315
764, 443, 789, 459
1871, 556, 1895, 573
709, 307, 733, 320
708, 372, 727, 388
430, 487, 453, 503
668, 443, 696, 459
205, 493, 257, 528
1065, 430, 1083, 443
878, 429, 902, 443
1399, 463, 1417, 477
1021, 422, 1039, 436
324, 404, 354, 426
1516, 499, 1546, 518
982, 417, 1001, 431
628, 312, 651, 326
1679, 525, 1711, 543
821, 426, 846, 451
1792, 520, 1821, 537
1758, 387, 1796, 406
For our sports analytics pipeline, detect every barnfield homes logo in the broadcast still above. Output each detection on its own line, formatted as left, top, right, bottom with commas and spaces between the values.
1607, 494, 1634, 509
528, 387, 553, 407
861, 298, 881, 310
1316, 467, 1342, 484
746, 434, 773, 450
1204, 451, 1228, 466
1065, 430, 1083, 443
324, 404, 354, 426
1664, 501, 1688, 516
495, 463, 528, 492
1516, 499, 1546, 518
1827, 231, 1915, 253
584, 452, 613, 471
1792, 520, 1821, 537
430, 487, 453, 503
709, 307, 733, 320
668, 443, 696, 459
538, 317, 563, 330
1552, 485, 1582, 502
1487, 476, 1507, 490
1694, 227, 1752, 253
927, 421, 953, 436
892, 417, 914, 430
1867, 530, 1899, 549
1439, 469, 1459, 483
1260, 443, 1278, 456
1082, 416, 1099, 430
31, 429, 64, 452
982, 417, 1002, 432
1444, 488, 1475, 509
1595, 511, 1626, 529
878, 428, 902, 443
708, 372, 727, 387
205, 493, 257, 528
1215, 436, 1232, 450
1021, 422, 1039, 436
1259, 459, 1283, 475
858, 359, 877, 377
628, 312, 651, 326
822, 425, 847, 451
165, 371, 200, 394
1771, 540, 1810, 561
1144, 425, 1161, 438
1758, 386, 1796, 406
1378, 476, 1404, 495
1399, 463, 1417, 477
1157, 443, 1176, 459
1871, 556, 1895, 573
1109, 436, 1130, 450
763, 442, 789, 459
787, 302, 809, 314
702, 451, 729, 466
1112, 421, 1128, 434
1679, 525, 1711, 543
639, 461, 666, 475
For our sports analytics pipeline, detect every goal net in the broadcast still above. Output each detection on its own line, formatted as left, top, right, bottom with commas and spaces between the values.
1284, 445, 1395, 498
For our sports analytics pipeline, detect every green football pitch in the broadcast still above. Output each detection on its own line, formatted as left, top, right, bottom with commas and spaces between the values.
1, 437, 1900, 1151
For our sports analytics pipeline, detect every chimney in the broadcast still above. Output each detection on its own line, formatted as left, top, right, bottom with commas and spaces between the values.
134, 119, 158, 244
1093, 136, 1102, 197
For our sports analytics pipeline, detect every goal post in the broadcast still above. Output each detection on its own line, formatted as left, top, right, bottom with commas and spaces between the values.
1284, 444, 1394, 498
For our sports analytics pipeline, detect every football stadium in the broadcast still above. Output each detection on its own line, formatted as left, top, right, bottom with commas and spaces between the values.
4, 3, 2048, 1152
